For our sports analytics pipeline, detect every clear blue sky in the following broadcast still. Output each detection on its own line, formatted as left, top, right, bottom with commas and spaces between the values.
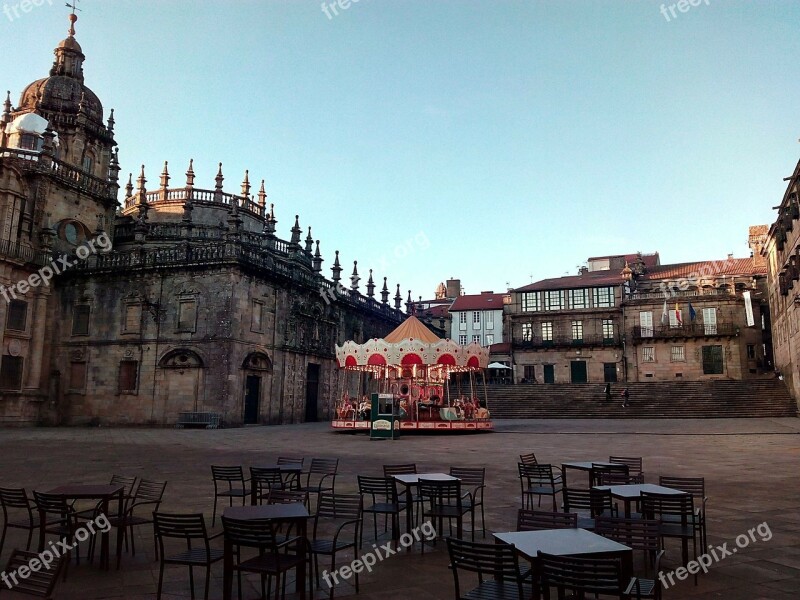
3, 0, 799, 299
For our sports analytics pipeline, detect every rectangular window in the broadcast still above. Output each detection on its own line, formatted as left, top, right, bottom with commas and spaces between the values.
521, 292, 540, 312
521, 323, 533, 342
251, 300, 264, 333
0, 355, 23, 390
671, 346, 685, 362
569, 289, 588, 309
72, 305, 90, 336
118, 361, 139, 394
523, 365, 536, 381
472, 334, 481, 345
485, 334, 494, 346
593, 287, 614, 308
702, 308, 717, 335
485, 311, 494, 330
177, 300, 197, 332
639, 311, 653, 337
6, 300, 27, 331
123, 304, 141, 334
69, 362, 87, 392
702, 345, 724, 374
544, 290, 564, 311
459, 312, 467, 331
746, 344, 755, 359
602, 319, 614, 341
473, 311, 481, 329
642, 347, 655, 362
669, 307, 682, 328
541, 321, 553, 342
459, 334, 467, 345
571, 320, 583, 341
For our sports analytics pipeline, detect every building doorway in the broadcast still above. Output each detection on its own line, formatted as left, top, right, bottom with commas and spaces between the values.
603, 363, 618, 383
543, 364, 555, 384
244, 375, 260, 424
570, 361, 588, 383
305, 363, 320, 422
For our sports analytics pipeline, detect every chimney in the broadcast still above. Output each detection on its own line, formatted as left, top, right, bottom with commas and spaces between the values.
748, 225, 768, 269
446, 278, 461, 299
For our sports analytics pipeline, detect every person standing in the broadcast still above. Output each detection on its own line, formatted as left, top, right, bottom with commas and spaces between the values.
604, 382, 612, 402
621, 387, 630, 408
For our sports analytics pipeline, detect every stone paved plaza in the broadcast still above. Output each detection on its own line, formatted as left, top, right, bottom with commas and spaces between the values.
1, 418, 799, 599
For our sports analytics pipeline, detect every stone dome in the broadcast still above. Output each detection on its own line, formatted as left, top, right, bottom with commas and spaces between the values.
18, 76, 103, 122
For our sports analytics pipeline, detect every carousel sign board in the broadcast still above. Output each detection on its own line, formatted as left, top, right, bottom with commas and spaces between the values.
370, 393, 399, 440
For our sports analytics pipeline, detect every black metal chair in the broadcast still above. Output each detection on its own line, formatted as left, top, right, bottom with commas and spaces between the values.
382, 463, 421, 525
250, 467, 285, 505
518, 463, 562, 511
640, 491, 698, 584
659, 476, 708, 548
595, 515, 662, 574
210, 466, 249, 526
519, 452, 538, 465
0, 487, 37, 557
537, 551, 632, 599
609, 456, 645, 483
449, 467, 486, 538
446, 537, 526, 600
1, 548, 66, 598
517, 509, 577, 532
562, 487, 616, 530
277, 456, 305, 490
308, 493, 362, 599
357, 476, 406, 548
105, 478, 167, 560
298, 459, 339, 511
32, 491, 79, 579
222, 515, 309, 600
153, 513, 223, 600
591, 462, 631, 486
418, 478, 471, 547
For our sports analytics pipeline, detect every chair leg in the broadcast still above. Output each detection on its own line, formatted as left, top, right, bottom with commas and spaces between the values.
0, 523, 6, 558
480, 503, 486, 536
212, 495, 218, 527
189, 565, 195, 600
204, 564, 211, 600
156, 560, 165, 600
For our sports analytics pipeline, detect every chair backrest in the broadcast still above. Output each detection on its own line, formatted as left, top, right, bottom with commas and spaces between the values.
518, 462, 556, 486
3, 549, 65, 598
133, 479, 168, 504
538, 551, 625, 598
608, 456, 643, 476
32, 491, 72, 516
594, 515, 660, 552
562, 488, 613, 516
0, 486, 31, 511
109, 474, 138, 497
277, 456, 304, 468
357, 476, 399, 502
382, 463, 417, 477
418, 479, 462, 507
517, 509, 578, 532
519, 452, 538, 465
449, 467, 485, 488
659, 476, 705, 499
250, 467, 284, 492
211, 465, 245, 483
446, 537, 523, 597
265, 489, 308, 505
591, 463, 629, 486
316, 492, 362, 521
308, 458, 339, 475
640, 492, 694, 524
222, 516, 280, 550
153, 512, 209, 541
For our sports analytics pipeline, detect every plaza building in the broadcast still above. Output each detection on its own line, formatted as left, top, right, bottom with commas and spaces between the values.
0, 16, 408, 426
763, 159, 800, 402
507, 240, 771, 385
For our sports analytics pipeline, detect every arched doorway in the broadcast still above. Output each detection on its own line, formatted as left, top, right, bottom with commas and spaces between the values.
157, 349, 204, 423
241, 352, 273, 425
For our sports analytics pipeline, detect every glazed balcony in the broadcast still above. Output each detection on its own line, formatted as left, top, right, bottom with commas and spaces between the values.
631, 323, 738, 341
512, 333, 621, 350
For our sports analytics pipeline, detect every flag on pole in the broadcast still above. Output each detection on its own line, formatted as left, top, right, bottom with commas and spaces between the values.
675, 302, 682, 326
661, 299, 669, 326
688, 302, 697, 322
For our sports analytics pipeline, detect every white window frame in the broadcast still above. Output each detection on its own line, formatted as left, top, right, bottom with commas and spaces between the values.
571, 320, 583, 341
485, 311, 494, 330
671, 346, 685, 362
473, 311, 481, 329
541, 321, 553, 341
459, 334, 467, 345
522, 323, 533, 342
594, 287, 614, 308
703, 307, 717, 335
639, 311, 653, 338
569, 289, 588, 309
521, 292, 540, 312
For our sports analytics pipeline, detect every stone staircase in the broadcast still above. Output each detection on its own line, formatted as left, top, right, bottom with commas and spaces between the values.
486, 379, 797, 419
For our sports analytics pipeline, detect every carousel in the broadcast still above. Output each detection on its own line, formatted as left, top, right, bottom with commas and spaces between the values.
332, 316, 494, 433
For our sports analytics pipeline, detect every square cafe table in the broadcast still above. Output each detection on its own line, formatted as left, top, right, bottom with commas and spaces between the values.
560, 461, 617, 487
393, 473, 458, 539
593, 483, 688, 517
43, 484, 124, 570
494, 528, 633, 591
222, 503, 310, 600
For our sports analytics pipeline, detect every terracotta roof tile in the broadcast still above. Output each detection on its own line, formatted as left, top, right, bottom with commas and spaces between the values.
449, 293, 507, 312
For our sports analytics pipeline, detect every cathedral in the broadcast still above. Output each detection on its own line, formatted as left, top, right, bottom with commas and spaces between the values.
0, 14, 409, 426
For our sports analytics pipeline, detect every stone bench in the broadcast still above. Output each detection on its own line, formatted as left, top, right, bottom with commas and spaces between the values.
176, 412, 222, 429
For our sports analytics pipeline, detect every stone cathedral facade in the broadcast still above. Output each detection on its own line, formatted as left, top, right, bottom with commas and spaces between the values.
0, 16, 408, 426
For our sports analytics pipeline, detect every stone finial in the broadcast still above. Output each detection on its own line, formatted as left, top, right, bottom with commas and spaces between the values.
290, 215, 302, 246
332, 250, 342, 283
125, 173, 133, 198
107, 108, 115, 133
241, 170, 251, 198
350, 261, 360, 291
108, 147, 120, 185
381, 277, 389, 304
366, 269, 375, 298
159, 161, 170, 190
136, 165, 147, 196
214, 162, 224, 193
258, 180, 267, 208
0, 91, 11, 127
394, 284, 402, 309
313, 241, 323, 273
305, 226, 314, 253
405, 290, 413, 315
185, 158, 195, 187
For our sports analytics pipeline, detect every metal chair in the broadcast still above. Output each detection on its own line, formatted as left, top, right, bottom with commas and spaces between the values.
609, 456, 645, 483
0, 487, 37, 557
308, 493, 362, 599
519, 452, 538, 465
382, 464, 421, 525
210, 466, 249, 526
449, 467, 486, 538
298, 459, 338, 511
32, 491, 79, 579
659, 476, 707, 548
277, 456, 305, 489
1, 549, 66, 598
537, 551, 631, 599
641, 491, 698, 584
153, 513, 223, 600
106, 478, 167, 560
516, 509, 577, 532
595, 515, 662, 575
591, 462, 631, 486
518, 463, 562, 511
562, 487, 616, 530
250, 467, 285, 505
446, 537, 526, 600
357, 475, 406, 547
418, 478, 471, 546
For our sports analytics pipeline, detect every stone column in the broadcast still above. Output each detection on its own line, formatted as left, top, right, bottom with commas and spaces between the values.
24, 289, 49, 392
